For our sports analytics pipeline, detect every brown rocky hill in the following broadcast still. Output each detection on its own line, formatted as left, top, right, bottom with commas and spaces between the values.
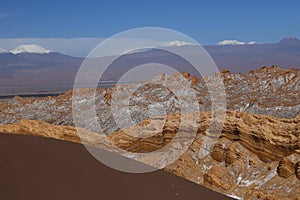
0, 66, 299, 199
107, 111, 300, 200
0, 66, 299, 128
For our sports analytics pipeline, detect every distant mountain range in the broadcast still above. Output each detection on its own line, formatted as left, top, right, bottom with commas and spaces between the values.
217, 39, 257, 46
1, 38, 300, 89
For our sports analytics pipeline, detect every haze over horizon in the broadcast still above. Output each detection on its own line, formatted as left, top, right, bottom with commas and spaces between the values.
0, 36, 298, 57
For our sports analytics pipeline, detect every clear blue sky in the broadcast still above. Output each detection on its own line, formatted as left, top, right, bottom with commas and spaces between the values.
1, 0, 300, 44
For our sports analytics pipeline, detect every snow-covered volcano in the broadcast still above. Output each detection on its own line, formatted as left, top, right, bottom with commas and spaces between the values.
10, 44, 52, 54
217, 40, 256, 46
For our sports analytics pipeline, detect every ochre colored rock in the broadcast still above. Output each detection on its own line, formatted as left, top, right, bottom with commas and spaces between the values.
277, 158, 296, 178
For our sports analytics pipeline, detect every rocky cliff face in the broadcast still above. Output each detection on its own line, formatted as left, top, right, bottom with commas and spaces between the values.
0, 110, 299, 199
106, 110, 300, 200
0, 66, 299, 200
0, 119, 108, 147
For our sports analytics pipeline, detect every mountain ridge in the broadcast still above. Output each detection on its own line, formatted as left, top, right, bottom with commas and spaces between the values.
10, 44, 52, 54
1, 37, 300, 88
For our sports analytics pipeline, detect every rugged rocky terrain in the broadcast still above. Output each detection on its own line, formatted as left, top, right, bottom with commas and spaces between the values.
0, 66, 299, 199
108, 110, 300, 199
0, 66, 298, 128
0, 110, 299, 199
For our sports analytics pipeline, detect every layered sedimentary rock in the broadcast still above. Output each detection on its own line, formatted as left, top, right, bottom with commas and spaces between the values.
0, 110, 299, 199
296, 161, 300, 179
0, 119, 108, 147
107, 111, 300, 199
107, 110, 300, 162
0, 66, 300, 199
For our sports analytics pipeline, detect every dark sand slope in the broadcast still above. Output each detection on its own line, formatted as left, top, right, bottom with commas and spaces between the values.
0, 134, 233, 200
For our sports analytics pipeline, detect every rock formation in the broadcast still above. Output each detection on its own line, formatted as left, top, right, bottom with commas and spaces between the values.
0, 66, 299, 127
0, 119, 109, 147
0, 66, 299, 200
0, 110, 299, 199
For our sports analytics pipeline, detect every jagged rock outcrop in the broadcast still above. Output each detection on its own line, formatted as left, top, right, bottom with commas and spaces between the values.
276, 153, 300, 178
0, 66, 300, 200
211, 140, 247, 165
104, 110, 300, 199
277, 157, 296, 178
107, 111, 300, 162
0, 66, 299, 128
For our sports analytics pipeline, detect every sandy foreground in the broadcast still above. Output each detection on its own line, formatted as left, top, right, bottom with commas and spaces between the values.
0, 134, 233, 200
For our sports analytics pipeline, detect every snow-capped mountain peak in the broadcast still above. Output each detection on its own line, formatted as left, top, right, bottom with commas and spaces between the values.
218, 40, 246, 46
162, 40, 193, 47
247, 41, 257, 45
10, 44, 52, 54
217, 40, 256, 46
0, 48, 8, 54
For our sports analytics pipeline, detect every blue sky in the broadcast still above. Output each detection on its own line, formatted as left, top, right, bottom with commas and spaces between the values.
1, 0, 300, 55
